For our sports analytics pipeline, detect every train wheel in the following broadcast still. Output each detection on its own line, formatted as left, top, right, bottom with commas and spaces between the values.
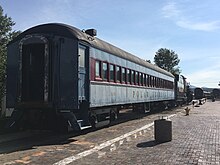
89, 114, 98, 129
110, 108, 119, 121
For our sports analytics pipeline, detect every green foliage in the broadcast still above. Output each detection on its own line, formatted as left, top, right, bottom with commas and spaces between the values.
154, 48, 181, 75
0, 5, 20, 106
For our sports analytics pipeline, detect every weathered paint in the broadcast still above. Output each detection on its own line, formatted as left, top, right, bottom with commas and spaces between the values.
90, 82, 174, 107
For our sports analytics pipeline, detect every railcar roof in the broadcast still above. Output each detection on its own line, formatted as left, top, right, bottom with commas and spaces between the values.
11, 23, 174, 77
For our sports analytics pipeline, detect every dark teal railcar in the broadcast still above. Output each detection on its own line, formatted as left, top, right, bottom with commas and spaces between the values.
7, 23, 93, 131
6, 23, 181, 132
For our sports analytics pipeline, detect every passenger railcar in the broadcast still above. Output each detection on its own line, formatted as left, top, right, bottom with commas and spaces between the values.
212, 89, 220, 98
174, 75, 188, 105
194, 88, 204, 100
6, 23, 178, 131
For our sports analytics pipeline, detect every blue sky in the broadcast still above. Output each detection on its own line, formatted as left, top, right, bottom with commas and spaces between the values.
1, 0, 220, 88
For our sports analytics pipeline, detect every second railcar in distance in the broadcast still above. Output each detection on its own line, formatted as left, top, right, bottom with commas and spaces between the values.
213, 89, 220, 98
194, 88, 204, 100
174, 75, 188, 105
7, 23, 176, 131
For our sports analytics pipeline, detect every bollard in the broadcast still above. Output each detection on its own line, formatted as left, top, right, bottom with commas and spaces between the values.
185, 107, 190, 116
154, 117, 172, 143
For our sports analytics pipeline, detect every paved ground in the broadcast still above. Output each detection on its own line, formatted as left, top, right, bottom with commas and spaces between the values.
64, 100, 220, 165
1, 100, 220, 165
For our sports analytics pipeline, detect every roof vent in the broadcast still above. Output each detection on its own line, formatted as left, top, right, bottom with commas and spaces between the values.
85, 29, 97, 37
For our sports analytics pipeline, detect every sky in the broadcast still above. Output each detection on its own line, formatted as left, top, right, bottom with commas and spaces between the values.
1, 0, 220, 88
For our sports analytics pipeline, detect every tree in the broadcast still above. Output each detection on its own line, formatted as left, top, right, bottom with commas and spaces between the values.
0, 5, 20, 112
154, 48, 181, 75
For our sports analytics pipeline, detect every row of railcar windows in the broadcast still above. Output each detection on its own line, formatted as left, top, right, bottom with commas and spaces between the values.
95, 60, 174, 89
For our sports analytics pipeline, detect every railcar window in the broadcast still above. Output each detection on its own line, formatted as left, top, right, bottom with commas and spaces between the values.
95, 61, 101, 78
116, 66, 121, 82
102, 62, 108, 80
109, 64, 115, 81
127, 69, 131, 84
135, 71, 139, 85
122, 67, 126, 83
171, 81, 173, 89
157, 78, 160, 88
144, 74, 147, 86
79, 47, 85, 67
131, 70, 135, 84
156, 78, 158, 88
147, 75, 150, 87
140, 73, 143, 86
151, 76, 154, 87
148, 75, 151, 87
159, 78, 161, 88
152, 76, 155, 87
154, 77, 156, 87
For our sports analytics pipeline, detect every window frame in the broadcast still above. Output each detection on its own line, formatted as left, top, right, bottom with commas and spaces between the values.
109, 63, 115, 82
95, 60, 102, 80
78, 46, 86, 68
143, 74, 147, 86
127, 69, 131, 84
122, 67, 126, 83
102, 62, 108, 81
116, 65, 121, 83
131, 70, 135, 85
139, 73, 143, 86
135, 71, 139, 85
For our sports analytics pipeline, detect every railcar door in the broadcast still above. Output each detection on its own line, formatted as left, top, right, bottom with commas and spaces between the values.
78, 46, 87, 102
78, 44, 90, 126
20, 36, 49, 104
21, 43, 45, 101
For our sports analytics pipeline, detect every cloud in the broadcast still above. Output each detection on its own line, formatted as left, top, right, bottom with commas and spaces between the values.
161, 1, 220, 31
162, 2, 181, 19
177, 20, 220, 32
186, 70, 219, 88
185, 62, 220, 88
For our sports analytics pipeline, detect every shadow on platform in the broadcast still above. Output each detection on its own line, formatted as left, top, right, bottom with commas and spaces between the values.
136, 140, 159, 148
